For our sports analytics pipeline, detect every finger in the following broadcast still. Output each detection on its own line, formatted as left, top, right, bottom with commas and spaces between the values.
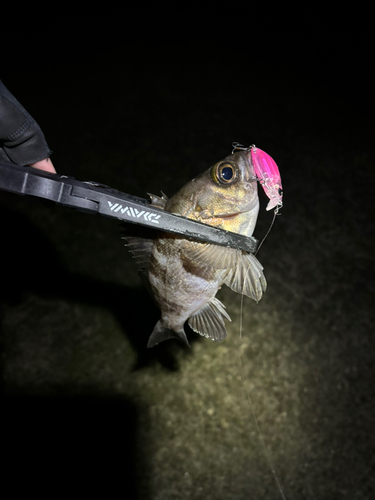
30, 158, 56, 173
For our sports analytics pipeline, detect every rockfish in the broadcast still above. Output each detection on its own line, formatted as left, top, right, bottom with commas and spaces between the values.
125, 150, 266, 347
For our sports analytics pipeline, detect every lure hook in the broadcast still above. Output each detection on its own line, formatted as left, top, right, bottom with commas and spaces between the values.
231, 142, 256, 154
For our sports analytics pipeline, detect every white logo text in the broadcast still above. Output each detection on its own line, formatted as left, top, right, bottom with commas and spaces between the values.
107, 201, 161, 224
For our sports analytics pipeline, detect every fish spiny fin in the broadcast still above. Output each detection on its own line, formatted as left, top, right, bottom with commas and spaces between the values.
148, 191, 169, 209
224, 253, 267, 302
180, 240, 241, 269
123, 236, 154, 270
122, 236, 155, 296
188, 297, 231, 342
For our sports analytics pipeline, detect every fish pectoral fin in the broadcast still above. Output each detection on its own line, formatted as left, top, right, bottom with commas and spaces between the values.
188, 297, 231, 342
224, 253, 267, 302
180, 240, 241, 269
148, 320, 190, 348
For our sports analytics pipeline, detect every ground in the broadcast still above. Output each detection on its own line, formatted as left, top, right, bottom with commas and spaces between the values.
1, 26, 374, 500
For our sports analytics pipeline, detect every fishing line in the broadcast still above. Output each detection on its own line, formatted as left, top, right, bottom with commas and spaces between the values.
231, 140, 286, 496
239, 292, 245, 339
239, 355, 287, 500
255, 206, 281, 257
237, 219, 286, 499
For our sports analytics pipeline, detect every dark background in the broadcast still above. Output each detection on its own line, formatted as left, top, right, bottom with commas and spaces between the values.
1, 11, 374, 500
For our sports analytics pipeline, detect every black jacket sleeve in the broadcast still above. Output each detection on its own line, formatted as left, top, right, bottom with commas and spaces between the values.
0, 80, 52, 166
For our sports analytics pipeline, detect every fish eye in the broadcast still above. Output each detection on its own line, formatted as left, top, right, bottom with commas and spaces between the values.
211, 162, 237, 185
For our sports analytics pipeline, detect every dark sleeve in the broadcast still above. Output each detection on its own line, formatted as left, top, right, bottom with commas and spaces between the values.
0, 80, 52, 166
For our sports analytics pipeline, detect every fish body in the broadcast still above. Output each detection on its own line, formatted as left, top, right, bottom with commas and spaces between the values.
125, 150, 267, 347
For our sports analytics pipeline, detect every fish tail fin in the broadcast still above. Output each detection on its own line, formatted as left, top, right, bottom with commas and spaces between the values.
147, 320, 190, 348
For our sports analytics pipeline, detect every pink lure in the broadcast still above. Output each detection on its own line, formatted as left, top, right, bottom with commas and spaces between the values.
250, 147, 283, 211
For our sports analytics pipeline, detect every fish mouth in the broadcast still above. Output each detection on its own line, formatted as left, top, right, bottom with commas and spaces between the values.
209, 211, 246, 220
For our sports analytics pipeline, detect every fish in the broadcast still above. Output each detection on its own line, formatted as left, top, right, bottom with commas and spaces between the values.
124, 149, 267, 348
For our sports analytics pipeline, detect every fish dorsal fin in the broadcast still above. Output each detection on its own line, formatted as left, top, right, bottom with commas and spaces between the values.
180, 240, 241, 269
124, 236, 154, 270
123, 236, 156, 297
188, 297, 231, 342
148, 191, 169, 209
224, 253, 267, 302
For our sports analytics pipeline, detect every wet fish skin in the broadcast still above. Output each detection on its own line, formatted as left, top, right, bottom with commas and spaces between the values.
125, 150, 266, 347
165, 150, 259, 237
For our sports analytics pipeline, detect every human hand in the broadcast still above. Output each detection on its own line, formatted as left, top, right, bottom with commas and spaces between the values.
1, 81, 55, 171
30, 157, 56, 173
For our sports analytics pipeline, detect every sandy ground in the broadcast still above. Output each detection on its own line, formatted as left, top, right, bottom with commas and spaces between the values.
1, 27, 374, 500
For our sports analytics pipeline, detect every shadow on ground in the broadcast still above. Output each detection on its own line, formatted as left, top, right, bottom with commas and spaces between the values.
3, 392, 143, 498
0, 202, 194, 374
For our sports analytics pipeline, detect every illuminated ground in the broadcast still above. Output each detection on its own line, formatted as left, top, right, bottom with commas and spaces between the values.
1, 37, 374, 499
